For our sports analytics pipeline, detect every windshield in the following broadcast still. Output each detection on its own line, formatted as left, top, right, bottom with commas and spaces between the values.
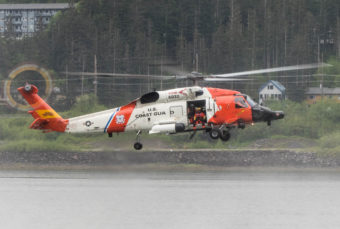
235, 97, 248, 108
245, 95, 257, 107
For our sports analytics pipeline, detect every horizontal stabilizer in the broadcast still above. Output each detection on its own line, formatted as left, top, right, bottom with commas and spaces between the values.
29, 118, 49, 130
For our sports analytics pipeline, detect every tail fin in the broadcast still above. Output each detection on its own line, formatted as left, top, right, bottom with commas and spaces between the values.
17, 83, 68, 132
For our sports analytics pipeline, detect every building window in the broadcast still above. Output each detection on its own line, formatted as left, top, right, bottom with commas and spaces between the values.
309, 95, 315, 99
268, 85, 274, 90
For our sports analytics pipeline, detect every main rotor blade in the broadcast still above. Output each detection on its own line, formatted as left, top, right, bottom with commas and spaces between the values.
63, 72, 178, 80
204, 78, 251, 82
211, 63, 332, 78
161, 66, 189, 76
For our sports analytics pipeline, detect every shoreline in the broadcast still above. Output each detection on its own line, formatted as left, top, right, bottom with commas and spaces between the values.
0, 149, 339, 171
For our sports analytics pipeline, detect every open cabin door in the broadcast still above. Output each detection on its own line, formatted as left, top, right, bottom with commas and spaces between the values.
187, 100, 207, 128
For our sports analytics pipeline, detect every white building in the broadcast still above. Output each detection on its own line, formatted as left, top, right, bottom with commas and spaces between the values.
259, 80, 286, 104
0, 3, 69, 39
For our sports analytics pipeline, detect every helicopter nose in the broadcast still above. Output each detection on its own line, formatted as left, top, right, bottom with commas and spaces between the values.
252, 105, 284, 125
272, 110, 284, 120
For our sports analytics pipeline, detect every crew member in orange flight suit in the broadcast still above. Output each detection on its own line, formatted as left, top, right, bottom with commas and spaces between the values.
199, 108, 206, 127
193, 107, 206, 127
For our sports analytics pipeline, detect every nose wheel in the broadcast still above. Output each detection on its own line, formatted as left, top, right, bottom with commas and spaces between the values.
134, 130, 143, 150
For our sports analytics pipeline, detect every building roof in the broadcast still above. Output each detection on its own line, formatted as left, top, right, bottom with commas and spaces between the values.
0, 3, 69, 10
259, 80, 286, 93
305, 87, 340, 95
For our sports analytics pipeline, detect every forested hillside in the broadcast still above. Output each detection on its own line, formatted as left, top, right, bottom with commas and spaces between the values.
0, 0, 340, 105
0, 0, 66, 3
1, 0, 340, 151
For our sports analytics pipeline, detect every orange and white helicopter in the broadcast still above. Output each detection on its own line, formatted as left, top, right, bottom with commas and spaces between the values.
18, 63, 327, 150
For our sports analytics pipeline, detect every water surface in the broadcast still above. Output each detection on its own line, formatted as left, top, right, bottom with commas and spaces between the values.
0, 169, 339, 229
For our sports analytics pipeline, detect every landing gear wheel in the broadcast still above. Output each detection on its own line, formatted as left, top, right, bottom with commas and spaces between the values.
134, 130, 143, 150
209, 129, 220, 140
220, 131, 231, 141
134, 142, 143, 150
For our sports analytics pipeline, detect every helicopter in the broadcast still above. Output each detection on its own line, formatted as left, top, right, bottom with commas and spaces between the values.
18, 63, 328, 150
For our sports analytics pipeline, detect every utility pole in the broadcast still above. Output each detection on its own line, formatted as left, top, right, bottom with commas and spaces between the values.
94, 54, 97, 96
147, 64, 150, 92
321, 53, 324, 100
65, 65, 68, 93
194, 53, 199, 86
81, 58, 85, 96
160, 57, 163, 91
195, 53, 198, 72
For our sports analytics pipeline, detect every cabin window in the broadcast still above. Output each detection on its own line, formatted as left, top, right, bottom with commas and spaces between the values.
268, 85, 274, 90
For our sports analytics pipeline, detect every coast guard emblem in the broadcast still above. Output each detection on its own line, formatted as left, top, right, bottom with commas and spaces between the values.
116, 115, 125, 124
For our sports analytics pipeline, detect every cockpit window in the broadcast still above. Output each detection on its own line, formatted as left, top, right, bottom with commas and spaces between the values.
235, 97, 248, 109
245, 95, 257, 107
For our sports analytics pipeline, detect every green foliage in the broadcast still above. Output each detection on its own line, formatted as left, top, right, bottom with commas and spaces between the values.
62, 93, 107, 117
318, 132, 340, 149
0, 0, 68, 3
0, 93, 107, 152
230, 99, 340, 145
308, 58, 340, 88
0, 116, 99, 152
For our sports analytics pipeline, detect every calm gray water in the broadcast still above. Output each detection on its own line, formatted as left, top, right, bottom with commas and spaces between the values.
0, 169, 339, 229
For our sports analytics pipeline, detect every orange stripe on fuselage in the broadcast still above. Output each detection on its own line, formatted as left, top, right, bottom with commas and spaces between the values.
106, 101, 136, 133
